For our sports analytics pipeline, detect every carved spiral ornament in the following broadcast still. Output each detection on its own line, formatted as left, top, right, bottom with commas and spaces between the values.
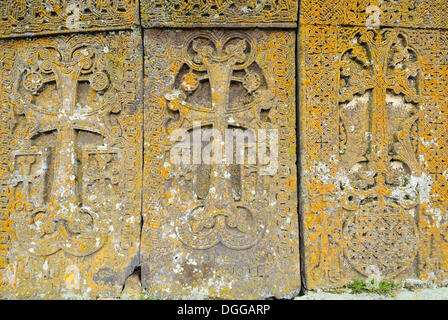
23, 71, 43, 94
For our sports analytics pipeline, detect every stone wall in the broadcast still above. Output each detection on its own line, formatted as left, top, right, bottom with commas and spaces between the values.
0, 0, 446, 299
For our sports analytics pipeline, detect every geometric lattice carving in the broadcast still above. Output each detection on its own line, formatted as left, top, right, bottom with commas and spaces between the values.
339, 29, 420, 279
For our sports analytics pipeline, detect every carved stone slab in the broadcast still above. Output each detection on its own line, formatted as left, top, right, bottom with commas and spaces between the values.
141, 0, 298, 27
142, 29, 300, 299
0, 0, 138, 39
0, 31, 142, 299
300, 22, 448, 287
300, 0, 448, 29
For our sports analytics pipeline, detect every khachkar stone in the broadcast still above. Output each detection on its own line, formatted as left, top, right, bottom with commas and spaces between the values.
300, 0, 448, 288
141, 29, 300, 299
140, 0, 298, 27
0, 31, 142, 299
0, 0, 138, 38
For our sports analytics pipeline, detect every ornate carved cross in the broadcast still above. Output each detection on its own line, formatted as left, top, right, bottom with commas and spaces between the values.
165, 32, 267, 250
15, 44, 114, 256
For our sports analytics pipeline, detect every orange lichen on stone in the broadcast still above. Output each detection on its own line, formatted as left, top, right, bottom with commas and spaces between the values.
300, 0, 448, 28
2, 0, 448, 300
0, 31, 143, 299
141, 29, 300, 299
300, 0, 448, 289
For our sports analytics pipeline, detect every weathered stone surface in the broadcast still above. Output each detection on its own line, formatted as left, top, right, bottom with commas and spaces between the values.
1, 0, 448, 300
140, 0, 298, 27
0, 31, 142, 299
141, 29, 300, 299
0, 0, 138, 39
121, 272, 143, 299
300, 0, 448, 289
301, 0, 448, 28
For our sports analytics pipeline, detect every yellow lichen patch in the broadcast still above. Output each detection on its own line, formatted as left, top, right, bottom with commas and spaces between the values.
300, 0, 448, 29
0, 0, 138, 39
141, 0, 298, 27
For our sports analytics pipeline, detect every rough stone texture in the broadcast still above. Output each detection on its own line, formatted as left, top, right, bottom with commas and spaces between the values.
0, 0, 138, 39
300, 0, 448, 28
141, 29, 300, 299
0, 31, 143, 299
300, 0, 448, 289
140, 0, 298, 27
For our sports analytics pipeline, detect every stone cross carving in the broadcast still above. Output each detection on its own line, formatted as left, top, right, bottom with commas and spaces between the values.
339, 29, 421, 278
13, 44, 114, 256
165, 32, 267, 250
10, 150, 46, 210
340, 30, 419, 174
